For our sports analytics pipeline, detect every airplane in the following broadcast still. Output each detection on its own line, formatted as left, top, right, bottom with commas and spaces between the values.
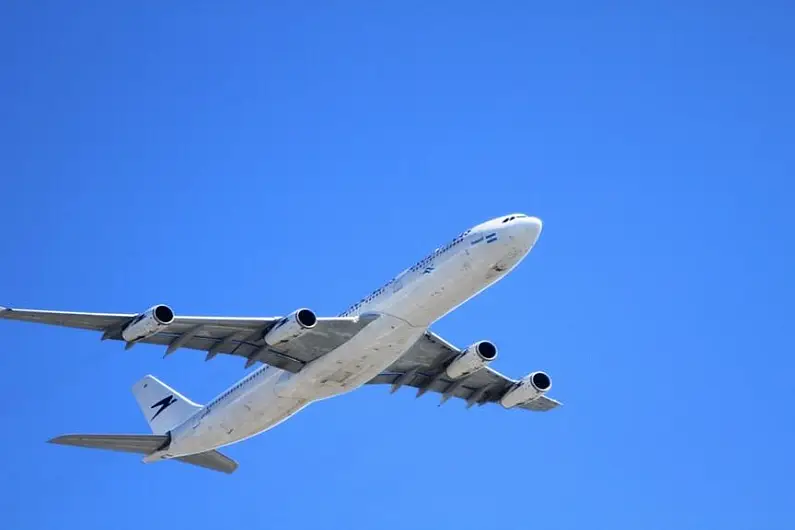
0, 213, 560, 474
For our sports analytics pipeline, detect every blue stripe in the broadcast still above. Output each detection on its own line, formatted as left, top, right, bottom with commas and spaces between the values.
470, 236, 484, 245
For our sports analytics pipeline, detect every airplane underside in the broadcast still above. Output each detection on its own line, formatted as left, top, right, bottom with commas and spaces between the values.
167, 316, 427, 457
2, 213, 560, 474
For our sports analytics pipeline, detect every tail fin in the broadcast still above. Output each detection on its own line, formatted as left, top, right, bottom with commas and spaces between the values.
132, 375, 202, 434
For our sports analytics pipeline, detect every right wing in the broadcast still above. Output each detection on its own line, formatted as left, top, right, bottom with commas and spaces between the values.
367, 330, 561, 412
0, 305, 379, 373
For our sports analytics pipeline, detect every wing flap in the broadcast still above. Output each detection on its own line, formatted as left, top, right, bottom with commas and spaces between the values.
518, 395, 562, 412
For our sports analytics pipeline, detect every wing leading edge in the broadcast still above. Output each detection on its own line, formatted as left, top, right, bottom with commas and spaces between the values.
0, 306, 379, 372
367, 331, 562, 412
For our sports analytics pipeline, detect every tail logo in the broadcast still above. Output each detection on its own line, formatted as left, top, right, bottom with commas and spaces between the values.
150, 395, 177, 421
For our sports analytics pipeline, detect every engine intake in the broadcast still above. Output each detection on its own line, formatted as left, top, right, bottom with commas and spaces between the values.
295, 308, 317, 328
121, 304, 175, 342
445, 340, 498, 379
264, 308, 317, 347
499, 371, 552, 408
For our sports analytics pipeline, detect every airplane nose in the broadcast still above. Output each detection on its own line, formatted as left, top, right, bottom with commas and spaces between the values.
515, 216, 543, 248
526, 216, 542, 238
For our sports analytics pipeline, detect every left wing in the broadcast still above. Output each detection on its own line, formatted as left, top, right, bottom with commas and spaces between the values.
367, 331, 561, 412
0, 305, 379, 373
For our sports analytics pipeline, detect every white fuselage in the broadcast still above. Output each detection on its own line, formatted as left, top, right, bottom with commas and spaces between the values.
153, 214, 542, 460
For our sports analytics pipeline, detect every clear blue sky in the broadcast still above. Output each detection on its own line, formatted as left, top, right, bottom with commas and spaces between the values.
1, 2, 792, 528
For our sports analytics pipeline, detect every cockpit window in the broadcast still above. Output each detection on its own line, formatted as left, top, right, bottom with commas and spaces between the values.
502, 214, 528, 223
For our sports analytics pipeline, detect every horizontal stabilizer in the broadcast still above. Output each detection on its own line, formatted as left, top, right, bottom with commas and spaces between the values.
49, 433, 239, 474
49, 433, 168, 454
175, 450, 239, 474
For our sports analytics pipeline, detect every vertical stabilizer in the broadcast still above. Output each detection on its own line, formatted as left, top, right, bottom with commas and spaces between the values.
132, 375, 202, 434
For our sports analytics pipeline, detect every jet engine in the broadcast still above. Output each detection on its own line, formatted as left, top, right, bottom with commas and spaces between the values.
444, 340, 498, 379
121, 304, 175, 342
263, 308, 317, 347
499, 371, 552, 408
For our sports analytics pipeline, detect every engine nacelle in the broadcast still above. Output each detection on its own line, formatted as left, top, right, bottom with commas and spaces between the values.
500, 371, 552, 408
263, 308, 317, 347
444, 340, 498, 379
121, 304, 175, 342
